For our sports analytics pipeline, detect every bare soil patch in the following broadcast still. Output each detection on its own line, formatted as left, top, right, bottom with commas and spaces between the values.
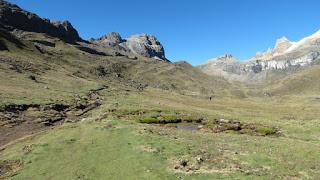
0, 86, 107, 147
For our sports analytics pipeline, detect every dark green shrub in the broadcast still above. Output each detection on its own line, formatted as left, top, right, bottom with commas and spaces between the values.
139, 117, 159, 124
160, 115, 181, 123
256, 127, 278, 136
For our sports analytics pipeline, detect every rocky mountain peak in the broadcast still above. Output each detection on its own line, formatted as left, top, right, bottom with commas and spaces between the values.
252, 37, 292, 60
211, 53, 237, 63
93, 32, 124, 46
52, 21, 73, 31
220, 53, 233, 59
89, 32, 167, 60
0, 0, 82, 43
123, 33, 166, 60
276, 36, 289, 43
274, 36, 292, 54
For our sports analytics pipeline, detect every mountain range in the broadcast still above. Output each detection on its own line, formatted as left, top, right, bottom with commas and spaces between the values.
0, 0, 167, 61
199, 30, 320, 82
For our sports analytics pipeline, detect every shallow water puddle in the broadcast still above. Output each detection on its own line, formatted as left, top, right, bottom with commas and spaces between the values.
176, 123, 201, 132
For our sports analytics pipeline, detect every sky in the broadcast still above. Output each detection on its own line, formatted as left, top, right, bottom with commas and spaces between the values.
8, 0, 320, 65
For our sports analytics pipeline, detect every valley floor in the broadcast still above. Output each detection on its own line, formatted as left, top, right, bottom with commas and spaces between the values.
1, 88, 320, 179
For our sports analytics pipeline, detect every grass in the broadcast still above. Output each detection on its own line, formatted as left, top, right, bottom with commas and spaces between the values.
139, 115, 182, 124
1, 30, 320, 179
2, 89, 320, 179
139, 117, 160, 123
1, 117, 320, 179
256, 127, 278, 136
1, 121, 174, 179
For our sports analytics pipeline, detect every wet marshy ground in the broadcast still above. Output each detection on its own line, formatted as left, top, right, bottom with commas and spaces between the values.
108, 109, 281, 136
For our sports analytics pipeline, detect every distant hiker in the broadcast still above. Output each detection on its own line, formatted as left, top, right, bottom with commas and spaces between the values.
209, 96, 212, 101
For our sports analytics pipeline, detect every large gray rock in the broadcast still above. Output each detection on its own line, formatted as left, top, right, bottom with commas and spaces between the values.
0, 0, 82, 43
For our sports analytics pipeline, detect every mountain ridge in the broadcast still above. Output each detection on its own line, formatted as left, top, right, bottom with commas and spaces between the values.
0, 0, 82, 43
199, 29, 320, 81
0, 0, 168, 60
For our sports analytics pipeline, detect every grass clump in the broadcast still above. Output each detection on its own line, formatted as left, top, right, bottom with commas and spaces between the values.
139, 114, 181, 124
256, 127, 278, 136
159, 115, 181, 123
139, 117, 159, 124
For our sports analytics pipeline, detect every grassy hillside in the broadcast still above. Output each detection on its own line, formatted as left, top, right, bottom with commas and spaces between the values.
0, 30, 232, 106
266, 64, 320, 96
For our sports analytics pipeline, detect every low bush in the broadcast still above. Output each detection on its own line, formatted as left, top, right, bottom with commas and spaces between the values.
256, 127, 278, 136
139, 117, 159, 124
160, 115, 181, 123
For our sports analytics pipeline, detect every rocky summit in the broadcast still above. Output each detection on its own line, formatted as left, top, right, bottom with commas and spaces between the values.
91, 33, 167, 60
199, 30, 320, 81
0, 0, 81, 43
122, 34, 166, 60
91, 32, 124, 46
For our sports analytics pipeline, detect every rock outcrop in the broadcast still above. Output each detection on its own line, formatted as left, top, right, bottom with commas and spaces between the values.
121, 34, 166, 60
254, 37, 293, 60
91, 33, 167, 60
0, 0, 82, 43
91, 32, 124, 46
199, 30, 320, 81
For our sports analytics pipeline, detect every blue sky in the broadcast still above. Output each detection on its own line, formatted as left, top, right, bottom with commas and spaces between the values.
8, 0, 320, 65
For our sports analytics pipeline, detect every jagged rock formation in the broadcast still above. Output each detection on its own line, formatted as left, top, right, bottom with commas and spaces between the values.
91, 32, 124, 46
254, 37, 293, 60
90, 33, 167, 60
274, 37, 293, 54
199, 30, 320, 81
0, 0, 82, 43
121, 34, 166, 60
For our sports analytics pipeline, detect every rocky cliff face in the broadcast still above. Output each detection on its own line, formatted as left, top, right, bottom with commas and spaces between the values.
0, 0, 82, 43
199, 30, 320, 81
91, 33, 167, 60
122, 34, 166, 60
